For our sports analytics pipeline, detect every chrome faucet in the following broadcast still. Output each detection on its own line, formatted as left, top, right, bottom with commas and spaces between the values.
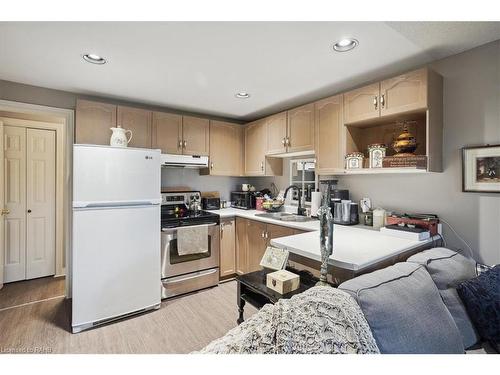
284, 185, 306, 216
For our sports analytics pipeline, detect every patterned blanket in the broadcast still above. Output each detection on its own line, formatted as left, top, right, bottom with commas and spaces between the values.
196, 286, 379, 354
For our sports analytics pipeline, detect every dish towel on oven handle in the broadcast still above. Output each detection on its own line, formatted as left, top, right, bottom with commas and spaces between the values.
177, 224, 209, 256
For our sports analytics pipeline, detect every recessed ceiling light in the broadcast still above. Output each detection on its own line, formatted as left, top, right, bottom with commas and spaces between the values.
82, 53, 107, 65
235, 92, 250, 99
332, 38, 359, 52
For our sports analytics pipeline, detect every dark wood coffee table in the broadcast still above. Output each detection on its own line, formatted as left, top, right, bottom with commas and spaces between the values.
236, 268, 319, 324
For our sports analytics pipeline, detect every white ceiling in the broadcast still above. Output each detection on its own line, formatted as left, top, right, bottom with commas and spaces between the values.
1, 22, 499, 120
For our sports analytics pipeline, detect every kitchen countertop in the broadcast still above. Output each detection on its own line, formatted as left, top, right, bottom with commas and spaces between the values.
210, 207, 320, 231
212, 207, 436, 272
270, 227, 436, 271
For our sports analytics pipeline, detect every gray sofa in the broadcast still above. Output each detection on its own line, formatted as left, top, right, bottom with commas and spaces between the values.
338, 247, 483, 353
199, 247, 492, 354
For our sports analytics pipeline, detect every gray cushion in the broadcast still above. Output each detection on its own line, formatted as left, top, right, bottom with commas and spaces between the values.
339, 262, 464, 354
440, 288, 479, 349
407, 247, 479, 348
406, 247, 476, 289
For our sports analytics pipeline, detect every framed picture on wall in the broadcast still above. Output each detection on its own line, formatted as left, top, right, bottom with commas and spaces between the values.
462, 144, 500, 193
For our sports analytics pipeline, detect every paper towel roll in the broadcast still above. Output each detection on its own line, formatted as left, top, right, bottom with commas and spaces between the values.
311, 191, 322, 217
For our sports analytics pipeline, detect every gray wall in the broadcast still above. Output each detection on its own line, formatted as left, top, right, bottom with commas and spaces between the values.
161, 168, 247, 201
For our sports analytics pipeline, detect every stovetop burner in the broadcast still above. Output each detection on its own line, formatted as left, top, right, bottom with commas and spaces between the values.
160, 195, 219, 228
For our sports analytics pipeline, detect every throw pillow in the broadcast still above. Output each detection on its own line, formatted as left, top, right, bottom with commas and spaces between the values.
456, 265, 500, 351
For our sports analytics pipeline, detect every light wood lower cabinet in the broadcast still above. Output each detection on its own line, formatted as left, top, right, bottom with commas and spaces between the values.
205, 120, 243, 176
235, 218, 296, 275
182, 116, 209, 156
219, 218, 236, 277
117, 106, 152, 148
315, 94, 344, 173
75, 99, 117, 145
236, 218, 248, 275
152, 112, 183, 154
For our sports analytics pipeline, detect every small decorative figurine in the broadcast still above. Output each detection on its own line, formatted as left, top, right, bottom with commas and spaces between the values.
368, 144, 387, 168
345, 152, 365, 169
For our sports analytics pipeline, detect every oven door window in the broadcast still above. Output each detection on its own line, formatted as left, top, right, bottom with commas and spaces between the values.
169, 235, 212, 264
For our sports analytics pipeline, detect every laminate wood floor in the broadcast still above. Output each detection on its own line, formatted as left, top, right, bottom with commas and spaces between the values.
0, 280, 256, 354
0, 276, 65, 310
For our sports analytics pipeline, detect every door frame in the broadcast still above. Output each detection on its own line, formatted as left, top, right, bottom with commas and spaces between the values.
0, 100, 73, 297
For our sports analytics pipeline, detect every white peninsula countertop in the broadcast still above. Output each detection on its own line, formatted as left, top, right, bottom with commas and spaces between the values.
211, 207, 435, 272
270, 226, 436, 272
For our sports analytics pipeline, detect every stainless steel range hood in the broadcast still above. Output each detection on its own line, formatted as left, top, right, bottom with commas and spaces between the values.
160, 153, 209, 168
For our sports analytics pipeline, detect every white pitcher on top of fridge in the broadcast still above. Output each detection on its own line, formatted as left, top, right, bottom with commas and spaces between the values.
110, 126, 133, 147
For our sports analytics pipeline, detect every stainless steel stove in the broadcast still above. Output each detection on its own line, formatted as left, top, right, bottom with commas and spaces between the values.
160, 191, 220, 299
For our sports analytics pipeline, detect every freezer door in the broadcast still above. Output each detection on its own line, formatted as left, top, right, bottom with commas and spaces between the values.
73, 145, 161, 207
72, 205, 161, 330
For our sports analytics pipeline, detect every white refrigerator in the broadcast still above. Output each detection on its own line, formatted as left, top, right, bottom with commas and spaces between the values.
72, 145, 161, 333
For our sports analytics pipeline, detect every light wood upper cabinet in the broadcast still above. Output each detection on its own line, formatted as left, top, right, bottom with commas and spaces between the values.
315, 95, 344, 173
152, 112, 182, 154
245, 119, 267, 175
380, 68, 428, 116
208, 120, 243, 176
220, 218, 236, 278
266, 111, 288, 155
76, 99, 117, 145
286, 103, 315, 153
117, 106, 152, 148
343, 82, 380, 124
182, 116, 209, 156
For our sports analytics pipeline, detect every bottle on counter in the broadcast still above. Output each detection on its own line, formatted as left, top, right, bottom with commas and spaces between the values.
372, 208, 386, 230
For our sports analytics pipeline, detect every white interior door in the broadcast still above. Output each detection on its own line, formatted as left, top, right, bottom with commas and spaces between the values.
0, 121, 4, 289
26, 128, 56, 279
3, 126, 27, 283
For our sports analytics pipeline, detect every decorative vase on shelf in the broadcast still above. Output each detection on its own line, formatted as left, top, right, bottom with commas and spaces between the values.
110, 126, 133, 147
392, 122, 418, 157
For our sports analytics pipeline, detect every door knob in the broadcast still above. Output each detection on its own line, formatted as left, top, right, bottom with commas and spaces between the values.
1, 208, 9, 216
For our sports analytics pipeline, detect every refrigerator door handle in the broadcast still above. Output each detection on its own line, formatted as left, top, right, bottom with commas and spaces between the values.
73, 199, 161, 208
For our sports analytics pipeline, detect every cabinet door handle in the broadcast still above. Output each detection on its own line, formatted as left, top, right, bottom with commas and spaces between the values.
261, 231, 265, 238
178, 140, 182, 149
210, 162, 214, 170
281, 137, 286, 145
27, 209, 32, 213
183, 140, 187, 148
373, 96, 378, 110
380, 94, 385, 108
1, 208, 10, 216
287, 137, 291, 147
265, 231, 269, 239
260, 161, 264, 171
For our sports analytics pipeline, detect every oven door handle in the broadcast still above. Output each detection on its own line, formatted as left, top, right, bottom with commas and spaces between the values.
161, 222, 217, 233
164, 268, 218, 284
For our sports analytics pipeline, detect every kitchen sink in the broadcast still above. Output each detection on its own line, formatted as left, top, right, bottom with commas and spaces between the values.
254, 212, 316, 222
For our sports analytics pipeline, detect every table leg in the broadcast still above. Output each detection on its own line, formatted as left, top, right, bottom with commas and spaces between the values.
237, 281, 245, 325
